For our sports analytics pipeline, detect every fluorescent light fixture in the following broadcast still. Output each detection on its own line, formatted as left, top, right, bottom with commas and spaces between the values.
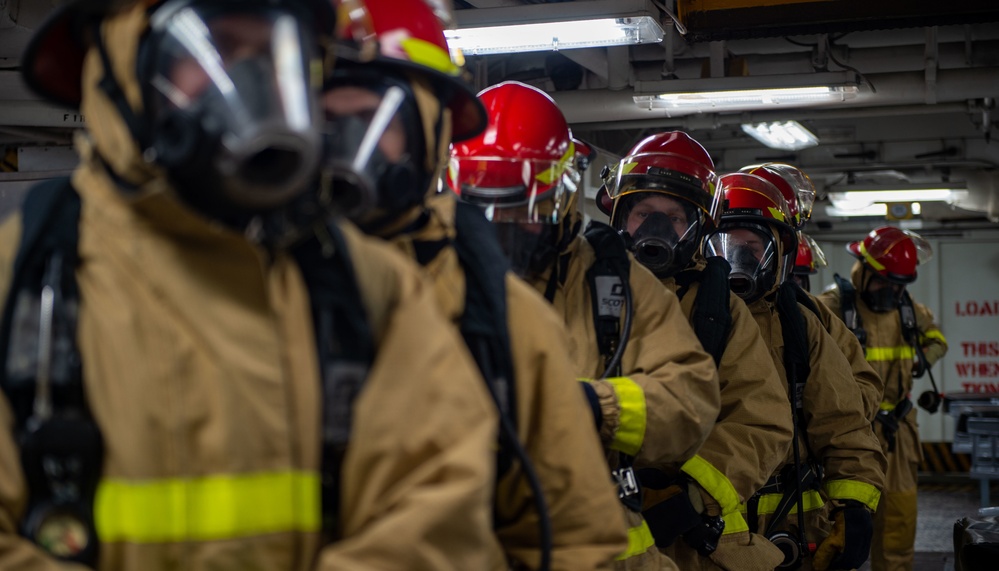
635, 85, 858, 110
825, 202, 923, 218
444, 16, 663, 55
828, 187, 967, 209
632, 71, 861, 114
741, 120, 819, 151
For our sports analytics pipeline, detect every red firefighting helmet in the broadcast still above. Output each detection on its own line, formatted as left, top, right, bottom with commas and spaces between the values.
332, 0, 485, 141
740, 163, 804, 229
717, 173, 797, 252
794, 232, 828, 275
448, 81, 578, 223
847, 226, 932, 284
597, 131, 719, 227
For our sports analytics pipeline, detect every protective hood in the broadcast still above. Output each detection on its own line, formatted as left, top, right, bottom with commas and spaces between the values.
79, 2, 160, 186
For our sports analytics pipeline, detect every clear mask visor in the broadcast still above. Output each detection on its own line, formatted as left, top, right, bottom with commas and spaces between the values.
146, 1, 321, 208
706, 227, 780, 301
322, 83, 421, 218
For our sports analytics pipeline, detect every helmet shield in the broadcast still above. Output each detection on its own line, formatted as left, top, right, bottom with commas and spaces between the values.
706, 224, 780, 303
756, 163, 816, 224
604, 153, 720, 228
142, 0, 321, 210
448, 156, 579, 225
794, 232, 827, 275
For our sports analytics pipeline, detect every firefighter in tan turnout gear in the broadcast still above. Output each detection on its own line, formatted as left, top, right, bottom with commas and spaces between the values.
742, 163, 885, 422
596, 132, 792, 571
319, 2, 627, 569
706, 173, 886, 571
819, 226, 948, 571
0, 1, 501, 569
450, 81, 721, 571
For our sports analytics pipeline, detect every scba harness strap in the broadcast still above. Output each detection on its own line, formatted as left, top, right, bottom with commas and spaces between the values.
674, 256, 734, 367
583, 221, 631, 378
0, 178, 100, 566
581, 222, 644, 514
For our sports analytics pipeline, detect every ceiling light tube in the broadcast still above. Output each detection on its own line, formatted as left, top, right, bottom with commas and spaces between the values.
828, 188, 965, 208
444, 16, 664, 55
631, 72, 861, 114
635, 85, 858, 110
741, 120, 819, 151
825, 202, 924, 218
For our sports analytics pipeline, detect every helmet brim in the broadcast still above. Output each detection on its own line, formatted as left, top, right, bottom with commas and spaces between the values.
846, 240, 862, 258
21, 1, 95, 108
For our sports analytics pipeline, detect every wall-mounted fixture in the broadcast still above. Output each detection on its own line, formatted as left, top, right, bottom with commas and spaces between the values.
448, 0, 664, 55
741, 120, 819, 151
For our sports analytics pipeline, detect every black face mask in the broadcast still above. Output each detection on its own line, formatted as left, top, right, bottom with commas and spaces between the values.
727, 246, 761, 300
493, 222, 560, 280
727, 246, 776, 303
861, 269, 904, 312
862, 286, 902, 312
630, 212, 681, 278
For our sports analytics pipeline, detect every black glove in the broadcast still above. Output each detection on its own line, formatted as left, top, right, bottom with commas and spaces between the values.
637, 470, 702, 548
813, 500, 873, 571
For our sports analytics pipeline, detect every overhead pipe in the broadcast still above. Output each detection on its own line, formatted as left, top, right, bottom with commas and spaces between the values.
551, 67, 999, 125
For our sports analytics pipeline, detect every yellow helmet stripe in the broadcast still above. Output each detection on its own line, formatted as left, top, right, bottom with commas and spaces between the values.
399, 37, 460, 76
534, 142, 576, 185
858, 242, 886, 271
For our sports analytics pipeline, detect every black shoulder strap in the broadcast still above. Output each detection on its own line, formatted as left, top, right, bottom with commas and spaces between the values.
775, 282, 812, 441
453, 203, 554, 568
833, 273, 866, 347
791, 280, 820, 317
0, 178, 103, 566
686, 257, 733, 367
292, 224, 375, 541
583, 221, 631, 377
0, 176, 83, 433
452, 201, 517, 449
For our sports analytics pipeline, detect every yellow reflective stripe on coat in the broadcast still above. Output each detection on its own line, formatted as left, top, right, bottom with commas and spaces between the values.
740, 489, 824, 516
865, 345, 915, 361
681, 454, 747, 534
607, 376, 647, 456
880, 400, 896, 412
721, 510, 750, 534
921, 329, 947, 344
95, 470, 320, 542
824, 479, 881, 512
615, 520, 656, 560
